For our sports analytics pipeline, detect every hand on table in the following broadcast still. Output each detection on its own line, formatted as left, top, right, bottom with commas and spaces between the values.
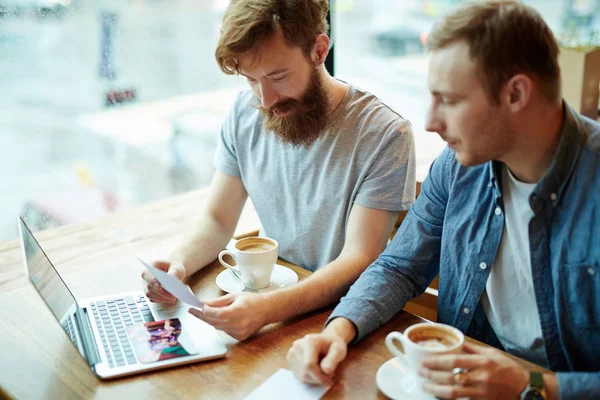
418, 341, 529, 399
286, 331, 349, 387
188, 292, 271, 341
141, 260, 187, 304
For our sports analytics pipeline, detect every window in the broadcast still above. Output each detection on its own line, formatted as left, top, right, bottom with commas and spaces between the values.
2, 0, 598, 240
333, 0, 600, 180
1, 0, 246, 239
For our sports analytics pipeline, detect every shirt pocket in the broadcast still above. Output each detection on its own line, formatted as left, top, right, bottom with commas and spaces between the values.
557, 263, 600, 329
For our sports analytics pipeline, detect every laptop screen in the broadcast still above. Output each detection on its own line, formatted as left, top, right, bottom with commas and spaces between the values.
19, 217, 78, 332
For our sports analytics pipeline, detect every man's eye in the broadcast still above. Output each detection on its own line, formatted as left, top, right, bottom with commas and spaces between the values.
246, 77, 257, 83
272, 75, 287, 82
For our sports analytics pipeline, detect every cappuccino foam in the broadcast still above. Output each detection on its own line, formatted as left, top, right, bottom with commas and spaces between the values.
408, 327, 460, 350
414, 338, 454, 350
236, 238, 276, 253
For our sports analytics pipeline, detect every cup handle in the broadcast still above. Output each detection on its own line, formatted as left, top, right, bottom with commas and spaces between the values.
218, 250, 241, 274
385, 332, 408, 363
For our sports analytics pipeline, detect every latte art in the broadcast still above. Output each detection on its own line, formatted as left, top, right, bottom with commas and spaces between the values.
407, 327, 461, 351
239, 244, 275, 253
236, 238, 276, 253
414, 338, 454, 350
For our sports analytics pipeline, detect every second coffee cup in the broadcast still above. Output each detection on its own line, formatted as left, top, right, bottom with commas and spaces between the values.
385, 322, 464, 371
218, 237, 279, 289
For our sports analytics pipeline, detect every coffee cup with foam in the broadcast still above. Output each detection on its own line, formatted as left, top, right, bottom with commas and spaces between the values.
218, 237, 279, 290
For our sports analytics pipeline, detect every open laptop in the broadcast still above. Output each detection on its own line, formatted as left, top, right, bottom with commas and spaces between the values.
18, 216, 227, 379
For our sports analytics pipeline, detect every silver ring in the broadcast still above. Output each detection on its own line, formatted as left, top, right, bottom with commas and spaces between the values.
452, 367, 469, 386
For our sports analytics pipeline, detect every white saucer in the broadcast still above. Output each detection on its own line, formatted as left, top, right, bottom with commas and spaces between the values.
215, 264, 298, 293
376, 358, 436, 400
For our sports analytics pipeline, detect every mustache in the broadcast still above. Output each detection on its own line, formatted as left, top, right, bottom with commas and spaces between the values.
255, 97, 315, 115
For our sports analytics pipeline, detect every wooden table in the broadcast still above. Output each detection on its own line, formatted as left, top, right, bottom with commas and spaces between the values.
0, 189, 550, 399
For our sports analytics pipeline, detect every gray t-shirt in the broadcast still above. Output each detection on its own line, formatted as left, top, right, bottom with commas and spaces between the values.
214, 84, 416, 271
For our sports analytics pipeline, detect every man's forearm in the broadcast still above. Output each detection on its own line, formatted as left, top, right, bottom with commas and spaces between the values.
262, 252, 374, 324
169, 213, 234, 277
323, 317, 357, 344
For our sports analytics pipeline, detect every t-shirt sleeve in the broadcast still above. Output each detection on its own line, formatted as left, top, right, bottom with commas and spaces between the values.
213, 93, 242, 177
354, 119, 416, 211
327, 147, 452, 342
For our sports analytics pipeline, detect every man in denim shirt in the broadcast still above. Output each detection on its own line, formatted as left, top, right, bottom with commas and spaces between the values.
287, 1, 599, 399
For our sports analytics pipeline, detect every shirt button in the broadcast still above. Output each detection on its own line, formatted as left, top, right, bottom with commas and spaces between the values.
479, 262, 487, 270
589, 268, 596, 276
463, 307, 470, 315
494, 207, 502, 215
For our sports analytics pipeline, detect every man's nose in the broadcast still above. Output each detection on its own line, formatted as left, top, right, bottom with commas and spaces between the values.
260, 83, 279, 109
425, 107, 444, 134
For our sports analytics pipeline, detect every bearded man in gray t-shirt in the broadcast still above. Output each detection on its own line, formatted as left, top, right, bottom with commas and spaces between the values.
141, 0, 416, 341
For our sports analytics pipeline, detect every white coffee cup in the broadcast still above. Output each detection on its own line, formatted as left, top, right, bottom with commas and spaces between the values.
218, 237, 278, 289
385, 322, 464, 372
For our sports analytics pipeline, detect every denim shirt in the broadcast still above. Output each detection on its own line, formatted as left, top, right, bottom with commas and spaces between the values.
329, 103, 600, 399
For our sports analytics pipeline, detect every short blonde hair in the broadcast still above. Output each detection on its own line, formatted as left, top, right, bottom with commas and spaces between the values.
426, 0, 561, 103
215, 0, 329, 75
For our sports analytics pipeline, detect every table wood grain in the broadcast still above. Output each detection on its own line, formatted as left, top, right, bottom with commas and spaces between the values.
0, 189, 550, 399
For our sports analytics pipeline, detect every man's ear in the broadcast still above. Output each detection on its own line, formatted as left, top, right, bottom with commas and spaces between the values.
502, 74, 532, 112
312, 34, 330, 65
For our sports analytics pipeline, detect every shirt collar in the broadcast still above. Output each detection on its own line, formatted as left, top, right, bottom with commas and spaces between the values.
488, 160, 502, 200
487, 102, 589, 204
534, 102, 588, 203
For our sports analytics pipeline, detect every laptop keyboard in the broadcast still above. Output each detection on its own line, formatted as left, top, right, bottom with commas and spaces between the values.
62, 315, 81, 348
90, 294, 155, 368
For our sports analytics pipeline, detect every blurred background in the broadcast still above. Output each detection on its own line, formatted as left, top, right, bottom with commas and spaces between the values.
1, 0, 599, 240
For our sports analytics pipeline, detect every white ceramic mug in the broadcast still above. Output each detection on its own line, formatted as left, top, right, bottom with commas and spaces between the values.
218, 237, 278, 289
385, 322, 464, 372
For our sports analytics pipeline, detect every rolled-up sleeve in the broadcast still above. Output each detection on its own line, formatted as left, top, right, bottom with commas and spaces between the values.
557, 372, 600, 400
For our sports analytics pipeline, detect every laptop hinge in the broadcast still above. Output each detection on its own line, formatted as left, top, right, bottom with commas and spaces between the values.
75, 306, 101, 366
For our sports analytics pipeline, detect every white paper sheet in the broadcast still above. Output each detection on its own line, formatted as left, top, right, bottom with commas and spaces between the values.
138, 258, 204, 310
244, 369, 331, 400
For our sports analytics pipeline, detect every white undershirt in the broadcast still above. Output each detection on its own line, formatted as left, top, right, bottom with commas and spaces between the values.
481, 165, 547, 367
